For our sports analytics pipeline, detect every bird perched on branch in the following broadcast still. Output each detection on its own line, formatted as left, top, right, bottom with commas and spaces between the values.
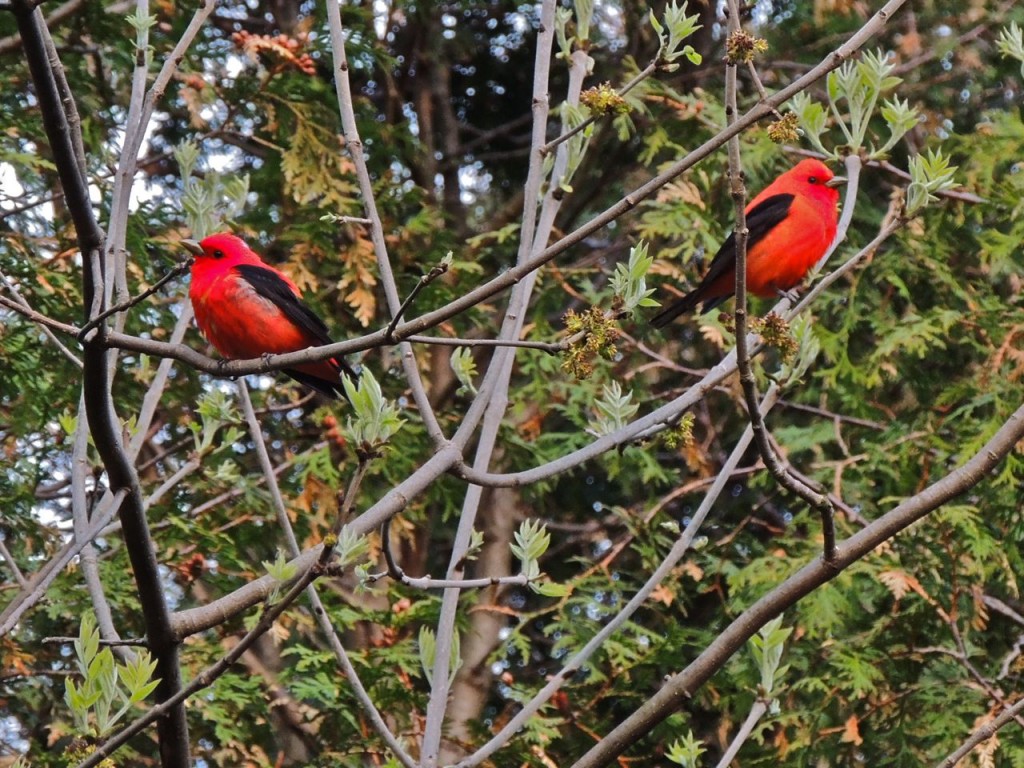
650, 158, 845, 326
183, 232, 355, 399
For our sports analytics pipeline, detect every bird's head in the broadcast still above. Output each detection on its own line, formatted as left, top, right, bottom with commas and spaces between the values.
789, 158, 846, 203
181, 232, 260, 269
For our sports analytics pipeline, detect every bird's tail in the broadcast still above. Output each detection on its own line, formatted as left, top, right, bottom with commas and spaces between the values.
649, 290, 704, 328
286, 358, 358, 401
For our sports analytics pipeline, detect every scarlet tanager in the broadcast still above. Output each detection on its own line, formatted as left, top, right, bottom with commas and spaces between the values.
183, 232, 355, 399
650, 158, 845, 326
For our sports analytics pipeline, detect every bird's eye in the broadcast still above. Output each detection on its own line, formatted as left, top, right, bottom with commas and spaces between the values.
213, 249, 225, 259
808, 176, 818, 184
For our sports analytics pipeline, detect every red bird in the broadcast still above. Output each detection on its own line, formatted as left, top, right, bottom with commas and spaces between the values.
650, 158, 845, 325
183, 232, 354, 399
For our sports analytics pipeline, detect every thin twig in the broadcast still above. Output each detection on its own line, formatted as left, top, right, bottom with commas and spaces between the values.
373, 517, 530, 591
72, 401, 132, 662
725, 6, 838, 565
540, 61, 656, 156
937, 695, 1024, 768
128, 303, 195, 462
384, 258, 451, 341
77, 260, 191, 342
947, 618, 1024, 728
775, 398, 885, 430
0, 538, 27, 588
456, 387, 781, 768
236, 380, 416, 768
43, 636, 149, 647
714, 699, 770, 768
744, 59, 776, 105
0, 268, 83, 367
407, 334, 565, 352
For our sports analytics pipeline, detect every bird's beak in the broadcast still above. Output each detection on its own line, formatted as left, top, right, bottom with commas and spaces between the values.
181, 239, 204, 256
826, 176, 847, 189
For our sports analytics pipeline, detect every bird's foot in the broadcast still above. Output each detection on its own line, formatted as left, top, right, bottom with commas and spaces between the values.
776, 287, 800, 304
214, 358, 237, 381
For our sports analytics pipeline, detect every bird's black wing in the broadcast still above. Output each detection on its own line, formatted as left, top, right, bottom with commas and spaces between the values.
650, 193, 795, 326
235, 264, 357, 396
234, 263, 333, 345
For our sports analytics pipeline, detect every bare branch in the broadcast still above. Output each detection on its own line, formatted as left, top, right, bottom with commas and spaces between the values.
724, 0, 838, 564
384, 258, 451, 342
0, 267, 83, 367
714, 699, 770, 768
569, 400, 1024, 768
372, 517, 530, 591
324, 0, 446, 448
235, 380, 416, 767
0, 537, 27, 588
0, 489, 124, 638
423, 4, 564, 761
456, 387, 781, 768
77, 260, 191, 343
540, 61, 657, 157
937, 696, 1024, 768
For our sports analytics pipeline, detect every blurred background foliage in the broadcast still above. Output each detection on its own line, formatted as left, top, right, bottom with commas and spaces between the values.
2, 0, 1024, 765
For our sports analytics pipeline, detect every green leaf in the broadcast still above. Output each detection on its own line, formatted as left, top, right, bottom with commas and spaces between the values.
590, 380, 639, 436
343, 368, 406, 451
532, 580, 571, 597
450, 346, 478, 396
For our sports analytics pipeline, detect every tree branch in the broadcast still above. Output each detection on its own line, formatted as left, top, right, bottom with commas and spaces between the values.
12, 2, 189, 762
423, 4, 564, 761
235, 381, 416, 768
324, 0, 446, 448
713, 699, 770, 768
569, 400, 1024, 768
936, 695, 1024, 767
724, 0, 838, 564
456, 387, 781, 768
0, 266, 83, 367
0, 537, 27, 588
371, 516, 530, 591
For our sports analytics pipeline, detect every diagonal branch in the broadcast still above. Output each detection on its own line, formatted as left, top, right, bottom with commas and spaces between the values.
937, 695, 1024, 768
0, 267, 83, 367
77, 260, 191, 342
423, 4, 566, 762
324, 0, 446, 448
235, 381, 416, 768
455, 386, 782, 768
570, 400, 1024, 768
